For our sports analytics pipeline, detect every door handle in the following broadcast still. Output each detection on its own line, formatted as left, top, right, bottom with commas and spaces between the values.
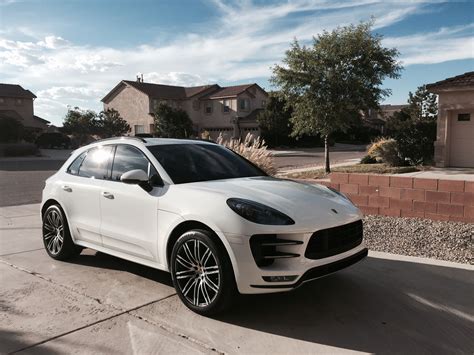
102, 192, 114, 199
62, 185, 72, 192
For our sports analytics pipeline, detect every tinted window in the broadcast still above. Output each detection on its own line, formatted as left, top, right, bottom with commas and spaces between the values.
148, 144, 266, 184
111, 145, 157, 182
77, 146, 114, 179
67, 151, 87, 175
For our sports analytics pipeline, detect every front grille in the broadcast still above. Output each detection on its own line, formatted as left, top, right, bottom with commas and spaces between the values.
305, 220, 363, 260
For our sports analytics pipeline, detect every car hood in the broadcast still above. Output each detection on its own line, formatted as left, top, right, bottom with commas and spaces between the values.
179, 176, 361, 226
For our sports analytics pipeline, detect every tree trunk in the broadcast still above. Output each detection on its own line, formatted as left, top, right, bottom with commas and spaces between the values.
324, 134, 330, 173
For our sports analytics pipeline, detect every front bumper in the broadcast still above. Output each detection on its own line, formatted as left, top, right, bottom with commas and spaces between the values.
223, 219, 367, 294
250, 248, 368, 289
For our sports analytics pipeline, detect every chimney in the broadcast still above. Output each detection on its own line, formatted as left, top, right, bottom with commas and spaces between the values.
141, 73, 144, 82
136, 72, 143, 82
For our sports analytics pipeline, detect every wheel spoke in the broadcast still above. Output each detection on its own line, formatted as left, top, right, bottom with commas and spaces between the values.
205, 270, 219, 275
183, 243, 198, 264
44, 222, 55, 232
176, 255, 195, 269
44, 231, 55, 240
204, 277, 219, 293
193, 279, 199, 305
201, 281, 212, 304
182, 277, 197, 296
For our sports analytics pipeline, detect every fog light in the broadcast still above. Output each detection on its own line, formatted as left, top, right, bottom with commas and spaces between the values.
262, 275, 298, 282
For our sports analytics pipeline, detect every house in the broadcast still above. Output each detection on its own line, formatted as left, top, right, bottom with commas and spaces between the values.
364, 104, 409, 133
101, 78, 268, 140
0, 84, 50, 133
427, 71, 474, 168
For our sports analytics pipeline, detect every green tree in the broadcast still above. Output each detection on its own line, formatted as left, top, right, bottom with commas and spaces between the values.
62, 107, 98, 145
271, 21, 402, 172
154, 103, 193, 138
386, 85, 438, 165
97, 108, 131, 138
256, 94, 292, 146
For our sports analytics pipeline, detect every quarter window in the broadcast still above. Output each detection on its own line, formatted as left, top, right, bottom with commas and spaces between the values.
111, 145, 157, 182
76, 146, 114, 179
67, 152, 87, 175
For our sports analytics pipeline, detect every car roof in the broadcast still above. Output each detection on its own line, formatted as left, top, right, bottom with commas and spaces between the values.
91, 136, 216, 147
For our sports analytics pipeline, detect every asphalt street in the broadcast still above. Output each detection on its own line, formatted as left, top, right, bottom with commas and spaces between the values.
1, 203, 473, 354
0, 146, 366, 207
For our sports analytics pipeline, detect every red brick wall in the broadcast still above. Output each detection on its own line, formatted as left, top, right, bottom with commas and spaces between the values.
325, 173, 474, 223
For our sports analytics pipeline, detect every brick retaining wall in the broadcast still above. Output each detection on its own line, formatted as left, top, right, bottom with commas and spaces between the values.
323, 173, 474, 223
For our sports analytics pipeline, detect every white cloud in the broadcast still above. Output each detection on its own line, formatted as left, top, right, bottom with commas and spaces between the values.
0, 0, 470, 125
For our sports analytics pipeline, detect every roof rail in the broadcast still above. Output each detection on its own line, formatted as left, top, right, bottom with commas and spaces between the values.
95, 136, 147, 144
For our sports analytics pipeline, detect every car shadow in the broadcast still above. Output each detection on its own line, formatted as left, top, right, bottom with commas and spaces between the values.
216, 257, 474, 353
68, 250, 173, 287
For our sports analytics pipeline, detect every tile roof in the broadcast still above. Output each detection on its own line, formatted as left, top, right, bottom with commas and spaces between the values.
0, 84, 36, 99
203, 84, 257, 99
426, 71, 474, 91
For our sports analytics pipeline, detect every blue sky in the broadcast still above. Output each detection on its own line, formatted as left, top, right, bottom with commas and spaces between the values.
1, 0, 473, 126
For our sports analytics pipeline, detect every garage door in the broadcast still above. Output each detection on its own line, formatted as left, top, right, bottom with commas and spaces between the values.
450, 112, 474, 167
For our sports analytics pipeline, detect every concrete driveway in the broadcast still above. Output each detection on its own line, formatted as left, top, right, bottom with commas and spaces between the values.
1, 204, 473, 354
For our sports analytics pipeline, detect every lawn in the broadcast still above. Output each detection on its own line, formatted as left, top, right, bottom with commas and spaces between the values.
283, 164, 420, 180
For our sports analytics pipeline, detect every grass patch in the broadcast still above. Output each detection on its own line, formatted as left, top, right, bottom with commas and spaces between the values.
283, 164, 421, 180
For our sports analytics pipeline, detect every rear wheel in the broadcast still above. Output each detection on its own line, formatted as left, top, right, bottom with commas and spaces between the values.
42, 204, 82, 260
170, 229, 236, 316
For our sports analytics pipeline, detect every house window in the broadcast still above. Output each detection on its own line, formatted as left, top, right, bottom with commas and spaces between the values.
239, 98, 250, 111
223, 99, 230, 113
152, 99, 159, 111
15, 98, 22, 106
205, 101, 213, 114
134, 125, 145, 134
0, 98, 5, 105
261, 100, 266, 108
458, 113, 471, 122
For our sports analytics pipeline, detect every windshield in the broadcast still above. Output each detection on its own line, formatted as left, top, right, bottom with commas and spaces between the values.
148, 143, 266, 184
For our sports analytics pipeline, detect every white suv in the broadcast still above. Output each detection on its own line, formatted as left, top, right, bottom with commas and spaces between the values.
41, 137, 367, 315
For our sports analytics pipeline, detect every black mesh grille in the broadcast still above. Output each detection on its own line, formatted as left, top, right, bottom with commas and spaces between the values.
305, 220, 363, 260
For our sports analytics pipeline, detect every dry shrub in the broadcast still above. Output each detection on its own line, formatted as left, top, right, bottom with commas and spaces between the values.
368, 137, 402, 167
216, 133, 276, 175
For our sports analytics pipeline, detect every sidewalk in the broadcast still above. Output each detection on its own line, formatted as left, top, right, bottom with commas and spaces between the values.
397, 167, 474, 181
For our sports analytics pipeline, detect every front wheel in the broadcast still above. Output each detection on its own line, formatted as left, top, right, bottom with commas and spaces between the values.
170, 229, 236, 316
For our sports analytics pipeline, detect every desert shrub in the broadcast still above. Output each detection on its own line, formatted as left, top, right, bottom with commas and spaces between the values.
36, 132, 71, 149
360, 154, 377, 164
392, 120, 436, 166
0, 116, 24, 143
368, 137, 402, 167
216, 133, 276, 175
0, 143, 39, 157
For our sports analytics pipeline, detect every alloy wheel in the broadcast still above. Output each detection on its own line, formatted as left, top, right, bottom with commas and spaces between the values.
174, 239, 221, 307
43, 208, 64, 255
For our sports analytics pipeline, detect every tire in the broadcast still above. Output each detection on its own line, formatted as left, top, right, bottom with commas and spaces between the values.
42, 204, 82, 260
170, 229, 236, 316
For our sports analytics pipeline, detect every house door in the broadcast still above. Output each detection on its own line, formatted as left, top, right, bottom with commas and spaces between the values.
449, 111, 474, 167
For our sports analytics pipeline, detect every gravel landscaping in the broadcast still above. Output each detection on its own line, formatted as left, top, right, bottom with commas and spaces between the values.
363, 215, 473, 265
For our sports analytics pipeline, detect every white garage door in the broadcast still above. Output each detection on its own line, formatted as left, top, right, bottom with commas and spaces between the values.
450, 112, 474, 167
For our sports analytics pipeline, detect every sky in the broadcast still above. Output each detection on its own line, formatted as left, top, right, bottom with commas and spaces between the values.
0, 0, 473, 126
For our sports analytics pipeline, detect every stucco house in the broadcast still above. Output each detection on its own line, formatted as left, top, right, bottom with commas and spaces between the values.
364, 104, 409, 133
101, 78, 268, 140
0, 84, 50, 133
427, 71, 474, 168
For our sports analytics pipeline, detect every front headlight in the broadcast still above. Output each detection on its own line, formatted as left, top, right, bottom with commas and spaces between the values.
226, 198, 295, 225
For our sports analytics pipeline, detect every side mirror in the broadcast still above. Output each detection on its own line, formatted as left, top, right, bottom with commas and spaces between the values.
120, 169, 149, 184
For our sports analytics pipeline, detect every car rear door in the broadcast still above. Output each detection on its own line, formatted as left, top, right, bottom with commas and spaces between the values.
99, 144, 160, 261
61, 145, 114, 246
